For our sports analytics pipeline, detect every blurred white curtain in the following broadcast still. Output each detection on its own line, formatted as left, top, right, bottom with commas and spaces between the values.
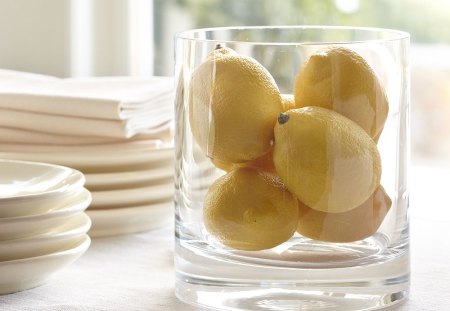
0, 0, 154, 77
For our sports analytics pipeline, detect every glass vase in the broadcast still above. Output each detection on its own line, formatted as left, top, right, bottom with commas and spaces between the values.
174, 26, 410, 311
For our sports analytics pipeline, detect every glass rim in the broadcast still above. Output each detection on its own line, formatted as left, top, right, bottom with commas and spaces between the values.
175, 25, 410, 45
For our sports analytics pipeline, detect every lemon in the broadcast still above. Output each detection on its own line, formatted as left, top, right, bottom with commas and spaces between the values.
297, 186, 391, 243
203, 167, 298, 251
281, 94, 295, 111
211, 158, 234, 172
294, 47, 389, 140
212, 147, 275, 173
189, 47, 283, 163
273, 107, 381, 213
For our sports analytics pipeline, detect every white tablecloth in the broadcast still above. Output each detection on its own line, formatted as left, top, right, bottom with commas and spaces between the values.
0, 166, 449, 311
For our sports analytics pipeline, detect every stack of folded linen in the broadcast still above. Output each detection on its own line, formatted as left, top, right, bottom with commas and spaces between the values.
0, 69, 174, 237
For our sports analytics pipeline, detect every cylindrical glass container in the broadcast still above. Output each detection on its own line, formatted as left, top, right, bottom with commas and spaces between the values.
174, 26, 410, 311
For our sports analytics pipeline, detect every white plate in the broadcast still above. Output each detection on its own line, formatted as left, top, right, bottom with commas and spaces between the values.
0, 188, 91, 240
85, 165, 173, 190
0, 159, 84, 205
0, 146, 173, 171
90, 183, 173, 208
0, 234, 90, 295
0, 139, 164, 153
87, 202, 172, 238
0, 186, 86, 219
0, 213, 91, 262
0, 123, 172, 145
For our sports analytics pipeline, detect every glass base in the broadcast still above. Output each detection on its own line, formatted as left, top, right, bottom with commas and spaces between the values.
175, 236, 409, 311
176, 279, 407, 311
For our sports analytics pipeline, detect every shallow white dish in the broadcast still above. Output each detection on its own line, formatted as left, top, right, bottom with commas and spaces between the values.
0, 187, 86, 219
0, 188, 91, 240
87, 201, 172, 237
0, 145, 173, 171
0, 160, 84, 217
85, 165, 173, 190
90, 183, 173, 208
0, 234, 90, 295
0, 213, 91, 262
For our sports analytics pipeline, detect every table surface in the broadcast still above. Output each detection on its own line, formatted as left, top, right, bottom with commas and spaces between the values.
0, 166, 449, 311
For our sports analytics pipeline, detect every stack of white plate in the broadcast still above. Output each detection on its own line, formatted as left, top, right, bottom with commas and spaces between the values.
0, 143, 174, 238
0, 159, 91, 295
83, 145, 174, 238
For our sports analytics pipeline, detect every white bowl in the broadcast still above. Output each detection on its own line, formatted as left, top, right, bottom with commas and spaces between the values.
0, 159, 85, 218
0, 234, 91, 295
0, 188, 91, 240
0, 159, 84, 199
87, 201, 172, 238
0, 186, 87, 219
0, 213, 91, 262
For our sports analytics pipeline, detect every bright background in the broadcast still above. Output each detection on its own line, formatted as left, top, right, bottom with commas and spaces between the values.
0, 0, 448, 169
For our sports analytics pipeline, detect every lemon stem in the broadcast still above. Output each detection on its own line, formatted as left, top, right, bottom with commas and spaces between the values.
278, 113, 289, 125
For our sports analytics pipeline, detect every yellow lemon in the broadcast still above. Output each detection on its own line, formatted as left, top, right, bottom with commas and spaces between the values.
294, 47, 389, 140
273, 107, 381, 213
209, 88, 280, 173
212, 147, 276, 173
211, 158, 234, 172
189, 47, 283, 163
297, 186, 391, 243
203, 167, 298, 251
281, 94, 295, 111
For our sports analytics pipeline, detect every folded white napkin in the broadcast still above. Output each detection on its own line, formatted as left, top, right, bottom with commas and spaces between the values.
0, 109, 172, 138
0, 124, 172, 145
0, 69, 174, 120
